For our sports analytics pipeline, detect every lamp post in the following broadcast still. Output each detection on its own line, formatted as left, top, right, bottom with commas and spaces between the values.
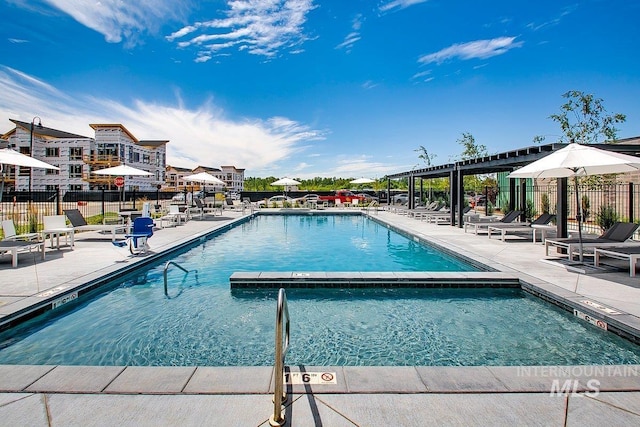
29, 116, 42, 194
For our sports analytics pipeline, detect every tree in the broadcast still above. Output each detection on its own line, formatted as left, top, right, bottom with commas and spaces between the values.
414, 145, 436, 166
457, 132, 487, 160
549, 90, 626, 144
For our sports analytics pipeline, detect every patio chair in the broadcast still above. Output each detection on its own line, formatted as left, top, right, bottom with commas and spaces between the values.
2, 219, 39, 241
487, 213, 556, 242
545, 221, 640, 260
42, 215, 75, 249
159, 205, 188, 226
64, 209, 127, 242
464, 210, 523, 235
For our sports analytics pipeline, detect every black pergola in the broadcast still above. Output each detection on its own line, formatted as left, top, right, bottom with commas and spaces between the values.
386, 142, 640, 236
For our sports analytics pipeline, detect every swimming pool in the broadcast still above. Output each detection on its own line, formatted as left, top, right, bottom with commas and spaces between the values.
0, 214, 639, 366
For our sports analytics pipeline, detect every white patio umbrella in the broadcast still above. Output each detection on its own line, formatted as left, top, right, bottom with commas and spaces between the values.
271, 177, 301, 186
183, 171, 225, 202
93, 164, 153, 176
271, 177, 300, 197
0, 148, 60, 202
183, 171, 225, 186
350, 177, 375, 184
93, 165, 153, 209
508, 143, 640, 261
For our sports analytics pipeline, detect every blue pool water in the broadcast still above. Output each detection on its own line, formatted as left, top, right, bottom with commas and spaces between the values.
0, 214, 639, 366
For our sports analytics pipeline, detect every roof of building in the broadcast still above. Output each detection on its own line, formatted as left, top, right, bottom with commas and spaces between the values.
166, 165, 193, 173
194, 166, 222, 172
89, 123, 139, 143
6, 119, 90, 139
220, 166, 245, 172
138, 140, 169, 148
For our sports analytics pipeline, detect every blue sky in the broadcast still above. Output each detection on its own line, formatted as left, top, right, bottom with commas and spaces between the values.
1, 0, 639, 179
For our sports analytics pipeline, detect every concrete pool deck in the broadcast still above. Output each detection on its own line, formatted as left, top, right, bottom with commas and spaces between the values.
1, 208, 639, 426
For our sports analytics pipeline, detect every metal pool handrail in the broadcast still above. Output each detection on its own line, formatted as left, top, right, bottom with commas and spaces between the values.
163, 261, 197, 297
269, 288, 290, 427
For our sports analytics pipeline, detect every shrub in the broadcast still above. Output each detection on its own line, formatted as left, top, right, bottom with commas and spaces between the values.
523, 200, 537, 222
541, 193, 550, 214
596, 204, 618, 232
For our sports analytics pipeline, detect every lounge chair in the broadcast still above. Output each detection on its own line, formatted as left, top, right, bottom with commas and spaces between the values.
545, 222, 640, 260
2, 219, 39, 241
464, 210, 523, 235
594, 246, 640, 277
42, 215, 75, 249
64, 209, 127, 242
0, 240, 45, 268
423, 206, 472, 224
191, 198, 221, 218
487, 213, 556, 242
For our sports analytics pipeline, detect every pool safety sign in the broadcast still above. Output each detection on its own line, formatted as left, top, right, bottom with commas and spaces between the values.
574, 309, 608, 331
284, 372, 337, 384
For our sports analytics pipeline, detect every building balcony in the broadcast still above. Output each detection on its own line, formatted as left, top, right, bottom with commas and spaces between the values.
83, 154, 122, 166
82, 173, 114, 184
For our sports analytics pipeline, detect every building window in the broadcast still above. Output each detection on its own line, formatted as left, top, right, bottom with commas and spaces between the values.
45, 168, 59, 175
46, 147, 59, 157
69, 164, 83, 178
69, 147, 83, 160
143, 154, 150, 164
69, 184, 83, 191
45, 185, 58, 191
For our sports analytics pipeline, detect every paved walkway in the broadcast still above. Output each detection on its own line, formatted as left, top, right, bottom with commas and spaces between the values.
0, 208, 639, 426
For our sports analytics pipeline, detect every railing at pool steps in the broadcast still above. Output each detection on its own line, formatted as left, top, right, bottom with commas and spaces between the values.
163, 261, 198, 298
269, 288, 290, 427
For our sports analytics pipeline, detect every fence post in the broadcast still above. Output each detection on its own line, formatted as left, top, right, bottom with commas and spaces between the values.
101, 188, 106, 217
56, 187, 61, 215
629, 182, 634, 223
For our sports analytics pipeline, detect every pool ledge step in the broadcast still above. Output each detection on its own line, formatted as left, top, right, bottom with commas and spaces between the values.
229, 271, 520, 288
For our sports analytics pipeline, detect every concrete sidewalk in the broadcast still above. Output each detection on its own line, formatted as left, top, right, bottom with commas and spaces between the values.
0, 208, 639, 426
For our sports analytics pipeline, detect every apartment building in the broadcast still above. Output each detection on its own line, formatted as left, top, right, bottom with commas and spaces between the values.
166, 165, 244, 193
1, 120, 166, 192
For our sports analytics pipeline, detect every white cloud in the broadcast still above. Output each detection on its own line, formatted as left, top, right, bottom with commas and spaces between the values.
41, 0, 192, 46
418, 36, 523, 65
336, 14, 363, 52
0, 66, 324, 174
379, 0, 428, 13
167, 0, 316, 59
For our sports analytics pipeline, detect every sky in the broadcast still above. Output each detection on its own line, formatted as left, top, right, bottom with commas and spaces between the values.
1, 0, 639, 179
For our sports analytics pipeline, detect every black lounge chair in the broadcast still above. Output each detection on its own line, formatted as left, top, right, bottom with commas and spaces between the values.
64, 209, 127, 242
464, 210, 523, 234
487, 213, 556, 241
545, 222, 640, 260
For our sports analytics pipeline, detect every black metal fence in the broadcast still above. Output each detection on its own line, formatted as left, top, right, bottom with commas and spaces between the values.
0, 189, 182, 235
490, 182, 640, 235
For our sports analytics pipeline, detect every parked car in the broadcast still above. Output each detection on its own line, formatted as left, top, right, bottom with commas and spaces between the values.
256, 195, 293, 208
172, 191, 203, 202
392, 193, 409, 204
293, 194, 320, 205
